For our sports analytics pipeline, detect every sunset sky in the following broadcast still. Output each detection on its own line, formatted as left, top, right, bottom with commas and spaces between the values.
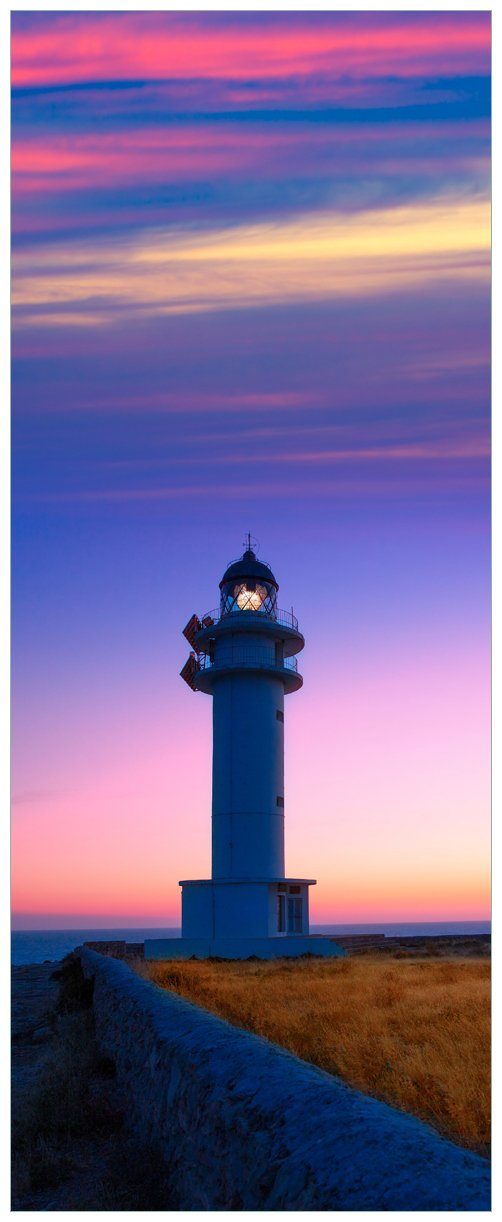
11, 11, 490, 928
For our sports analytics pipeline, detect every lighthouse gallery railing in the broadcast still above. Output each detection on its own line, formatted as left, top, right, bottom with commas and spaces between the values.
200, 606, 299, 632
197, 649, 298, 675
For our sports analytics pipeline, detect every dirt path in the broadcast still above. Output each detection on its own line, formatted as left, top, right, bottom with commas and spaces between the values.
12, 964, 60, 1103
12, 961, 174, 1210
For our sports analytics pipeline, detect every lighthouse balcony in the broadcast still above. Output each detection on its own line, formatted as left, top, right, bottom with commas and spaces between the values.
191, 646, 302, 694
189, 606, 304, 661
200, 605, 299, 632
199, 647, 297, 673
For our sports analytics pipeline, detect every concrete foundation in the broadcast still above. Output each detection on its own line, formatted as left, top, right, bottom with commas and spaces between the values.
145, 935, 346, 960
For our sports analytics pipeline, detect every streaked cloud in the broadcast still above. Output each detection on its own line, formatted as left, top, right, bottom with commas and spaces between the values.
13, 121, 489, 205
11, 12, 490, 89
12, 196, 490, 327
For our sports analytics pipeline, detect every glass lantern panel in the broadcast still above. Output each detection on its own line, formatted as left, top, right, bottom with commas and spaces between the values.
220, 578, 277, 618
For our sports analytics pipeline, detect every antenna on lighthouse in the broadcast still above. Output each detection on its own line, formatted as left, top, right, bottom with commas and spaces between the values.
243, 531, 258, 555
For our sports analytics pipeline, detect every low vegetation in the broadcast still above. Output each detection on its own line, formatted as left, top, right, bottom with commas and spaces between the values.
142, 954, 490, 1154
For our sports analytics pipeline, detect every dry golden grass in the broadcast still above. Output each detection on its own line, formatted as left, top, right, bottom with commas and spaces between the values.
141, 955, 490, 1154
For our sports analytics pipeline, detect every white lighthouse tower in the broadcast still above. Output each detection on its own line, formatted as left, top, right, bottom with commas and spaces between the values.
145, 539, 345, 960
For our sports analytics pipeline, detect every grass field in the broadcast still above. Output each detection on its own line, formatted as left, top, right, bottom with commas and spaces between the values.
142, 955, 490, 1154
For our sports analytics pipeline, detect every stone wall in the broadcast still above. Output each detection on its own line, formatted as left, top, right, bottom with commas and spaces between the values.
84, 940, 144, 959
76, 946, 490, 1211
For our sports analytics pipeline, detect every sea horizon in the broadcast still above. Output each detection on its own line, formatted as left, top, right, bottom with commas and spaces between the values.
11, 920, 491, 967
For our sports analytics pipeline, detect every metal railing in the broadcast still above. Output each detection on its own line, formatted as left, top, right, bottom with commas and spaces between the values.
199, 606, 299, 632
198, 649, 298, 674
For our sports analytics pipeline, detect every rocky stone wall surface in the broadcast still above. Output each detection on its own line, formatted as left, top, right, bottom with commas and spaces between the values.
77, 946, 490, 1211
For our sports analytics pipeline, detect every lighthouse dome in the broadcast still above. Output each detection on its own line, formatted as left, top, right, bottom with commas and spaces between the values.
219, 545, 278, 616
220, 548, 278, 590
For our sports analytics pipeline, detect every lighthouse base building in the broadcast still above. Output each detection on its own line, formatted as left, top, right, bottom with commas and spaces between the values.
146, 879, 343, 960
145, 543, 345, 961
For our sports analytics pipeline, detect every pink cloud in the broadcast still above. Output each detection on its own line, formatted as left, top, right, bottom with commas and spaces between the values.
12, 119, 489, 202
12, 13, 490, 89
12, 127, 285, 196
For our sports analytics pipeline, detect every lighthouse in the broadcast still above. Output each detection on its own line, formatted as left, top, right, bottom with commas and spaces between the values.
145, 540, 345, 960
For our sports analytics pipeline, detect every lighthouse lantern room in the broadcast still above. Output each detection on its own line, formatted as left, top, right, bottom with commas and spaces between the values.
145, 540, 345, 961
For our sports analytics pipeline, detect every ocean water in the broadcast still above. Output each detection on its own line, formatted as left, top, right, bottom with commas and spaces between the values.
11, 927, 180, 966
11, 921, 490, 966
